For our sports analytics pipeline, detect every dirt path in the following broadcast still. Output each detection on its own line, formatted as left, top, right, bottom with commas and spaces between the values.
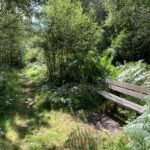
87, 112, 123, 134
18, 73, 36, 116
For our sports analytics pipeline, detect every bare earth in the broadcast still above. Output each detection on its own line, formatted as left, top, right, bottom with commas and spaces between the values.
87, 113, 123, 134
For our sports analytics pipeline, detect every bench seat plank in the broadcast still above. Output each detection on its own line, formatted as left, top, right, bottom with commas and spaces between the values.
109, 84, 146, 99
98, 91, 143, 113
108, 80, 150, 95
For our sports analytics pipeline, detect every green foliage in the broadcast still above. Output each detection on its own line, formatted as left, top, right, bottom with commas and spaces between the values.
99, 49, 119, 79
0, 0, 150, 150
22, 36, 48, 86
65, 128, 102, 150
27, 143, 44, 150
0, 140, 20, 150
40, 0, 100, 82
0, 0, 31, 68
34, 83, 103, 111
26, 142, 58, 150
114, 61, 149, 121
103, 134, 129, 150
0, 20, 25, 67
21, 111, 95, 149
111, 29, 132, 61
65, 128, 129, 150
125, 96, 150, 150
101, 0, 150, 62
78, 0, 106, 25
0, 70, 22, 114
22, 63, 47, 86
23, 36, 45, 65
0, 0, 43, 68
32, 49, 118, 112
117, 61, 150, 88
80, 48, 119, 82
23, 47, 44, 63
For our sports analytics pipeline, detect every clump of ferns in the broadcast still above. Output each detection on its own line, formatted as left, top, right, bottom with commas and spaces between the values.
64, 127, 107, 150
117, 61, 150, 88
125, 96, 150, 150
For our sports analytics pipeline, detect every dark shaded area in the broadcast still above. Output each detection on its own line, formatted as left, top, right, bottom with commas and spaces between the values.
87, 112, 123, 134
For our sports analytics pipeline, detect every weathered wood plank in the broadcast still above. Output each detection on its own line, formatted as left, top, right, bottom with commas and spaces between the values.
98, 91, 143, 113
109, 84, 146, 100
108, 80, 150, 95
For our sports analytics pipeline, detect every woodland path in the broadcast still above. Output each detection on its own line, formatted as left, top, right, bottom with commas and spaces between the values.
18, 72, 37, 116
18, 71, 123, 136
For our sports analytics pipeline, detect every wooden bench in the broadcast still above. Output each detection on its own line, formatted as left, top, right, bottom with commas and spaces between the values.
98, 80, 150, 114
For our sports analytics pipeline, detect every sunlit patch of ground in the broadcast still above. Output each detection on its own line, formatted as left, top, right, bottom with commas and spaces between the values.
0, 66, 125, 150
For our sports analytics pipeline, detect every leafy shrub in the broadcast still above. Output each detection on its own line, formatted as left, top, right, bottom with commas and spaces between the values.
0, 75, 6, 92
103, 0, 150, 63
103, 134, 129, 150
64, 51, 103, 84
34, 83, 103, 112
34, 49, 120, 112
77, 49, 119, 83
23, 63, 47, 86
116, 61, 150, 88
110, 29, 134, 62
23, 48, 45, 65
125, 96, 150, 150
0, 140, 20, 150
41, 0, 100, 82
0, 70, 21, 114
99, 49, 120, 79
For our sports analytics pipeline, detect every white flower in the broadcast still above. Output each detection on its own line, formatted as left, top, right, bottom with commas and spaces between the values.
60, 97, 65, 103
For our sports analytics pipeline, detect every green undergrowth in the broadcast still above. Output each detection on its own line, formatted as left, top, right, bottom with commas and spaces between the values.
113, 61, 150, 122
23, 48, 45, 65
0, 109, 128, 150
124, 96, 150, 150
23, 111, 96, 149
22, 63, 47, 86
0, 66, 128, 149
0, 69, 24, 149
22, 45, 47, 86
117, 61, 150, 88
33, 83, 105, 112
0, 55, 130, 149
0, 69, 23, 113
